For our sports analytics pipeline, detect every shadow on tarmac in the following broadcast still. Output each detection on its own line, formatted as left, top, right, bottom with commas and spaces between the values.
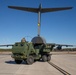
5, 60, 43, 65
5, 60, 27, 65
5, 60, 16, 64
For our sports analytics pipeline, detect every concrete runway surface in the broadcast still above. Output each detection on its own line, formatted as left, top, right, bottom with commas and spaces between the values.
0, 53, 76, 75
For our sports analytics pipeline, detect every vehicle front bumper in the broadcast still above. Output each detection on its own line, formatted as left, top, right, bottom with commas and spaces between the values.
11, 54, 26, 59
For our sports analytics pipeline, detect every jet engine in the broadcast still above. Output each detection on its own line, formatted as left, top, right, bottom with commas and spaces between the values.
56, 45, 62, 50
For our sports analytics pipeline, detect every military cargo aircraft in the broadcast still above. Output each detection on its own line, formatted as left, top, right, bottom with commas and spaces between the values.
0, 4, 74, 64
7, 4, 73, 48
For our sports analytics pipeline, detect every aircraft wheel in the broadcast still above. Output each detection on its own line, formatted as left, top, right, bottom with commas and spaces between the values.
15, 59, 22, 64
26, 56, 34, 65
42, 55, 47, 62
47, 55, 51, 61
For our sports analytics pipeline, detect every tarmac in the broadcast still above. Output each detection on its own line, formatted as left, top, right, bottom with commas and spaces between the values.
0, 52, 76, 75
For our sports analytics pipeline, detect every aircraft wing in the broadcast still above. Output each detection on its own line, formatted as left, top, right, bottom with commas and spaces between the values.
41, 7, 73, 13
8, 6, 38, 13
46, 43, 74, 50
0, 44, 14, 47
47, 43, 73, 47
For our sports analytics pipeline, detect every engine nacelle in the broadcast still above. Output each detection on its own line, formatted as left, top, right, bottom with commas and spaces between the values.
56, 45, 62, 50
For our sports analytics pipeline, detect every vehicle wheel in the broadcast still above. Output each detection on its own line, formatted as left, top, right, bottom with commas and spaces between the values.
15, 59, 22, 64
42, 55, 47, 62
47, 55, 51, 61
26, 56, 34, 65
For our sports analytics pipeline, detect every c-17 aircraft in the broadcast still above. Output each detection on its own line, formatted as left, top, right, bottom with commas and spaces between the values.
0, 4, 73, 49
7, 4, 73, 48
0, 4, 74, 64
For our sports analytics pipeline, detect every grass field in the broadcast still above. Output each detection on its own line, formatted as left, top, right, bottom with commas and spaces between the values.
0, 48, 76, 52
0, 49, 12, 52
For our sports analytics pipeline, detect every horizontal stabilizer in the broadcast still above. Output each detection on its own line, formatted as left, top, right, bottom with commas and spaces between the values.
8, 6, 73, 13
41, 7, 73, 13
8, 6, 38, 13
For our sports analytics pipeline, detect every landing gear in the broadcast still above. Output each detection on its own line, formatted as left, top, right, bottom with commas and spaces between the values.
15, 59, 22, 64
26, 56, 34, 65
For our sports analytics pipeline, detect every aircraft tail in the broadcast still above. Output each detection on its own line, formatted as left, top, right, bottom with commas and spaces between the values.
8, 4, 73, 36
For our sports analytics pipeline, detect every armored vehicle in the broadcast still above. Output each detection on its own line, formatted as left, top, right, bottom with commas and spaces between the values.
0, 37, 73, 65
11, 38, 53, 65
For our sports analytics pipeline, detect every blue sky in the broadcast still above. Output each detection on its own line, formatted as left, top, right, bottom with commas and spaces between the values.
0, 0, 76, 46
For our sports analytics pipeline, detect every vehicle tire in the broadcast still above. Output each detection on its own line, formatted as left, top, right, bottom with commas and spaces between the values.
42, 55, 47, 62
47, 55, 51, 61
26, 56, 34, 65
15, 59, 22, 64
